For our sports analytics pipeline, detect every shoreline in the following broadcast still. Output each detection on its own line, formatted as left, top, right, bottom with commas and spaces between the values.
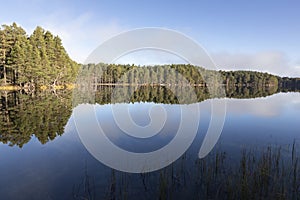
0, 83, 280, 92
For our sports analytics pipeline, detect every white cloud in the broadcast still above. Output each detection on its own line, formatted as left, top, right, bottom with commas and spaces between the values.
200, 92, 300, 117
13, 9, 299, 77
228, 92, 300, 117
26, 11, 126, 63
115, 50, 300, 77
114, 49, 188, 66
210, 51, 300, 77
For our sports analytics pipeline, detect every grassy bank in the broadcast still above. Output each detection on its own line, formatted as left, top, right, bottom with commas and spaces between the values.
0, 84, 76, 91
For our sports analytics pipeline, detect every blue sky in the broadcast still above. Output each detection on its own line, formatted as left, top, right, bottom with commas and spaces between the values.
1, 0, 300, 76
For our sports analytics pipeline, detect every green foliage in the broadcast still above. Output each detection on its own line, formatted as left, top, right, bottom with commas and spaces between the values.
0, 90, 73, 147
0, 23, 79, 87
279, 77, 300, 89
0, 22, 298, 90
73, 63, 300, 105
0, 84, 299, 147
78, 63, 285, 89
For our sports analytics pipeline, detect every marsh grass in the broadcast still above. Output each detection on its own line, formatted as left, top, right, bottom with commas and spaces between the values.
73, 142, 300, 200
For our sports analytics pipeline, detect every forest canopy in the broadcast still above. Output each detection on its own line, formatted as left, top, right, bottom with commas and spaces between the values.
0, 23, 299, 90
0, 23, 79, 88
77, 63, 299, 88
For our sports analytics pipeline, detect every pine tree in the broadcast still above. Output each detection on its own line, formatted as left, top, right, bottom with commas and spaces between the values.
0, 23, 79, 87
0, 26, 12, 85
30, 26, 49, 85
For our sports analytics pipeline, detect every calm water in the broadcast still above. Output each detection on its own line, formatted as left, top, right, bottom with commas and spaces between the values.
0, 89, 299, 199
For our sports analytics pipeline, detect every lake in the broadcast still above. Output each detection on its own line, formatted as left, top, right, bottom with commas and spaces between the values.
0, 86, 299, 199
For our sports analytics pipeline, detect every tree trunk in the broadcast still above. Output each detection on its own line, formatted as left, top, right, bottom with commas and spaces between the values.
3, 64, 7, 85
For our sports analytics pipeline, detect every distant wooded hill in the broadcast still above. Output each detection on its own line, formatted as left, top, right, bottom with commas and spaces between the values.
78, 63, 300, 89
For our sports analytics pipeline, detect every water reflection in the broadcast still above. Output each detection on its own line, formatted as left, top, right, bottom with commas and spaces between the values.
0, 87, 299, 199
0, 90, 73, 147
95, 103, 180, 153
0, 86, 299, 147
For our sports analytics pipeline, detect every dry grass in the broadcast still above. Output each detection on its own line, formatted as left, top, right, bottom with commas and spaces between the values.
0, 85, 20, 91
39, 84, 77, 90
65, 83, 76, 90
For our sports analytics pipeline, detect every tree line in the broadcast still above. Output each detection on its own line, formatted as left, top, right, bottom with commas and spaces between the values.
0, 90, 73, 147
77, 63, 287, 88
2, 84, 300, 147
0, 23, 79, 88
75, 84, 288, 106
0, 23, 299, 90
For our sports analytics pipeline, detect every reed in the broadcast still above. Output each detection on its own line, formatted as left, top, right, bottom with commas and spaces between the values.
73, 142, 300, 199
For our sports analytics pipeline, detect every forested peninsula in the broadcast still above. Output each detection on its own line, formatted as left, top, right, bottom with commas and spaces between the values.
0, 23, 79, 90
0, 23, 299, 90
